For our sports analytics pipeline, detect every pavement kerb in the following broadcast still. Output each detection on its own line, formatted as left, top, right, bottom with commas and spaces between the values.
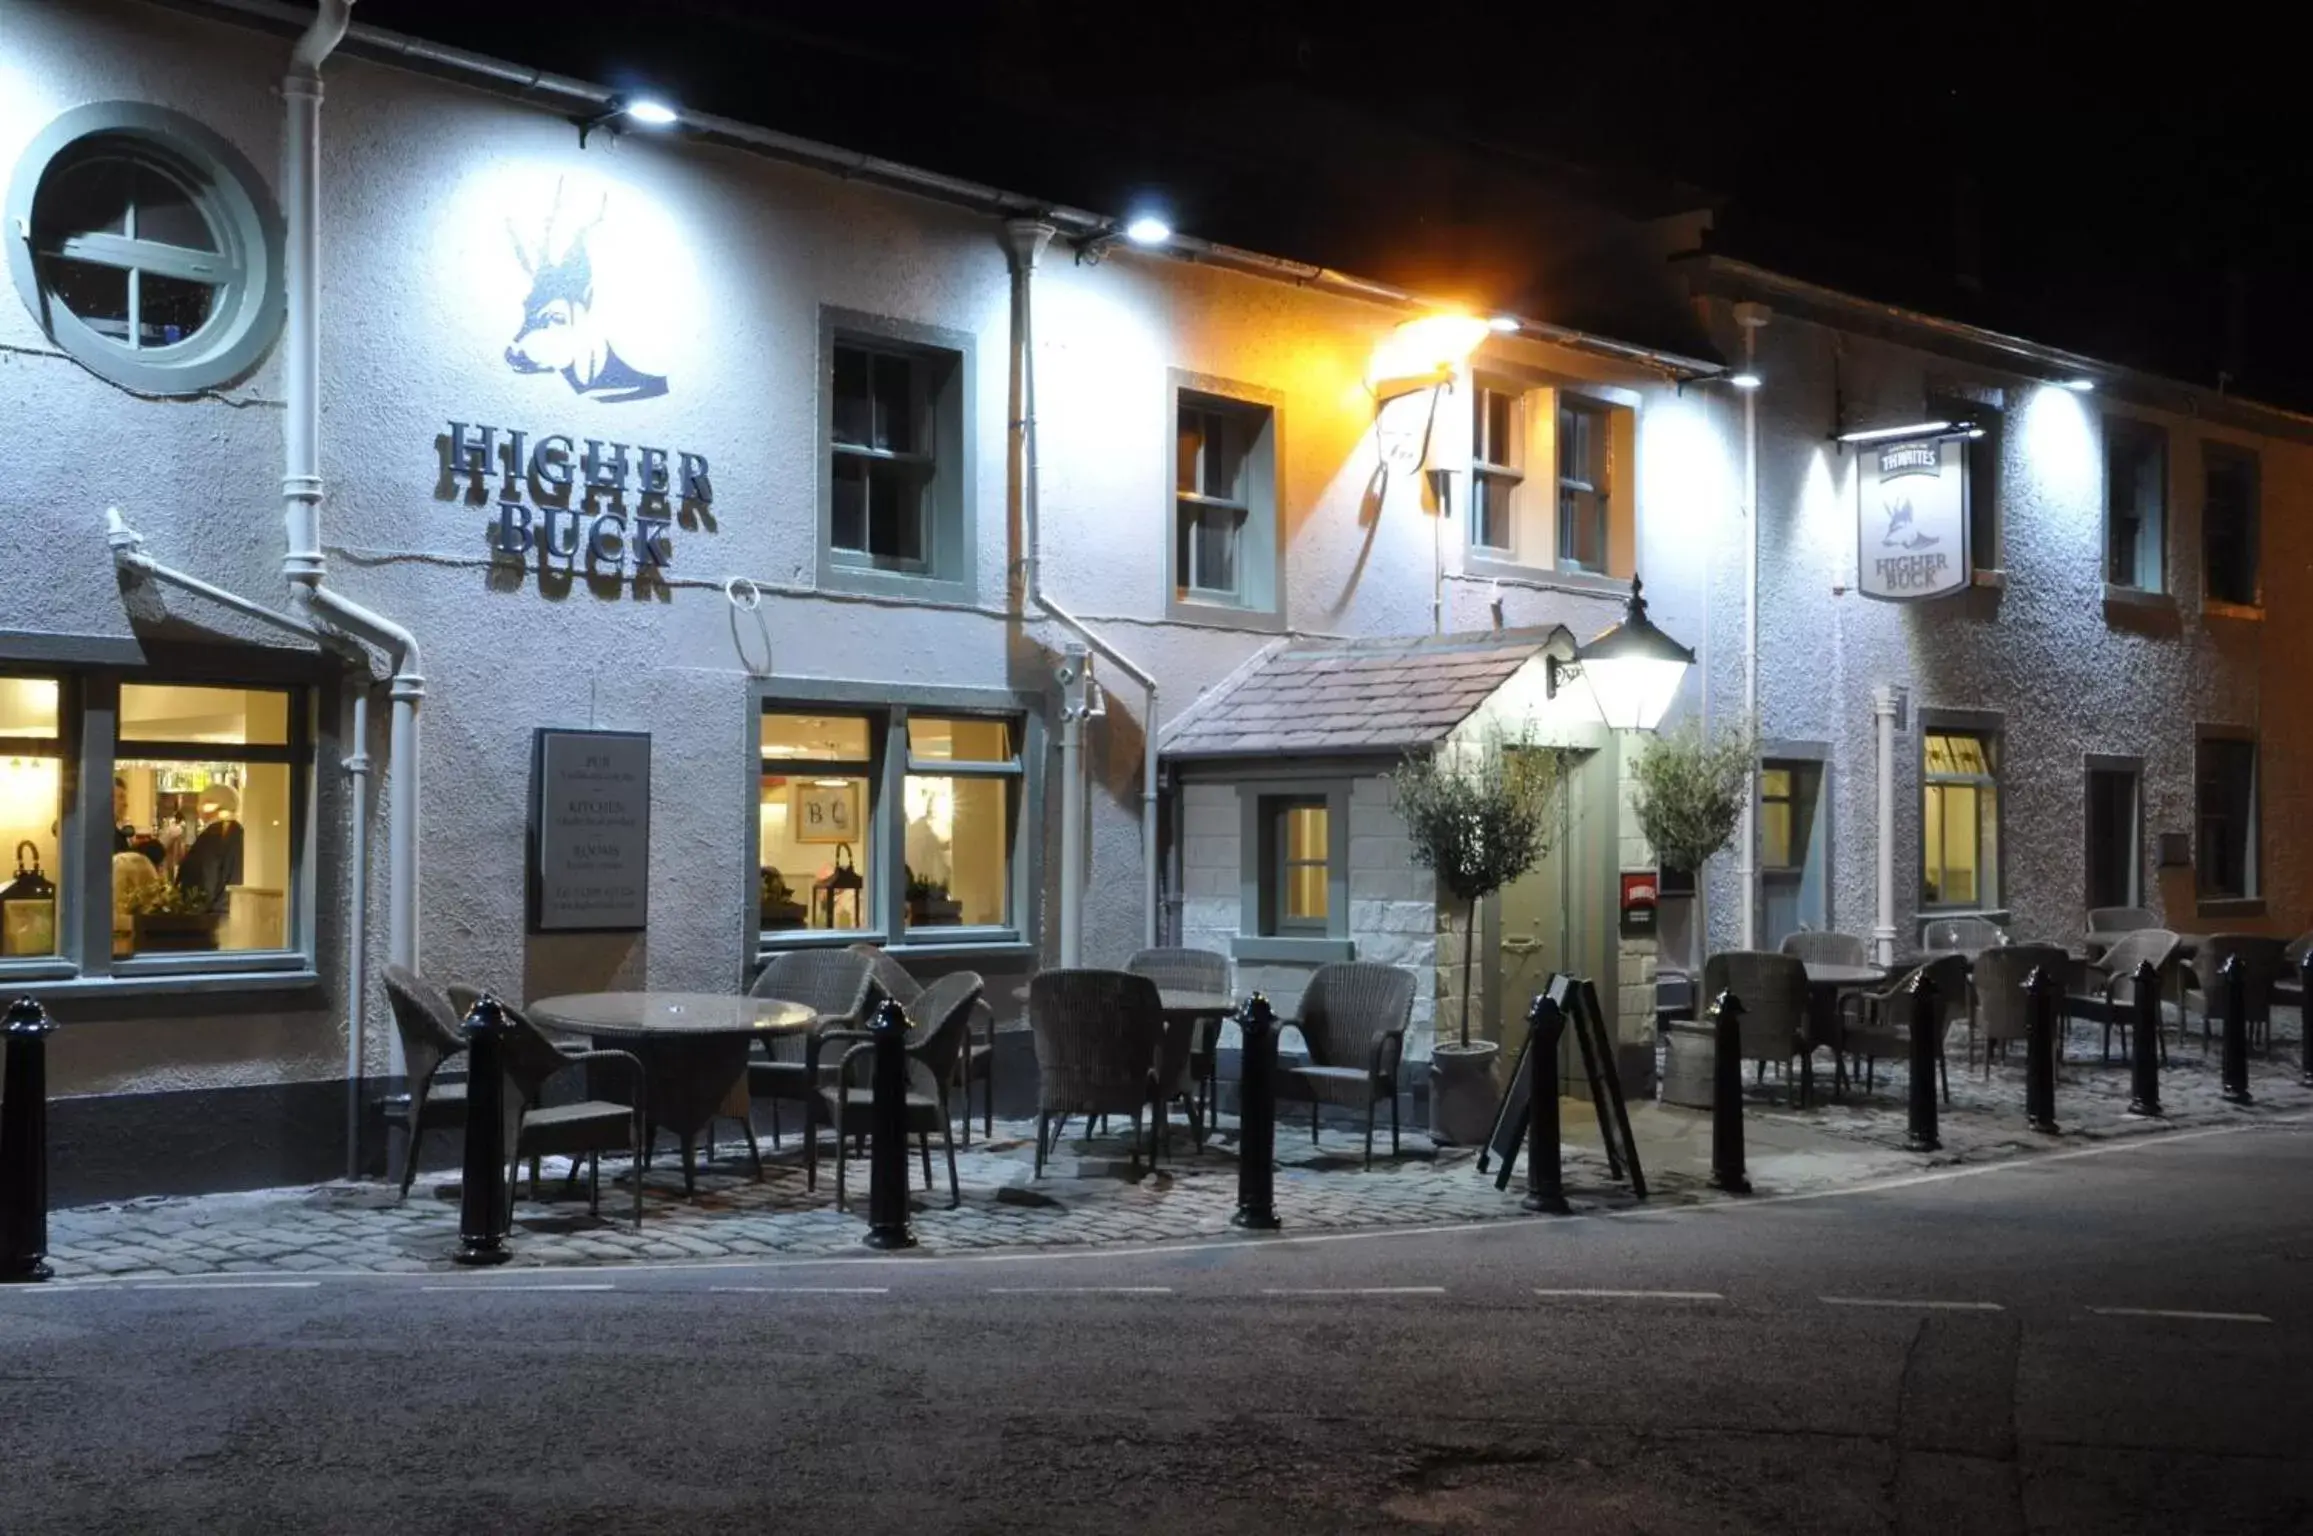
20, 1112, 2304, 1289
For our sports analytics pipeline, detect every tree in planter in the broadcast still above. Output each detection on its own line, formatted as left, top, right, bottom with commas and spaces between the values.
1626, 718, 1753, 973
1389, 724, 1570, 1051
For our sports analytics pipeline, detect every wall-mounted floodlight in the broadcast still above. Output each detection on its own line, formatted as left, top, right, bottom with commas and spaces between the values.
1367, 313, 1492, 400
578, 95, 681, 147
1836, 419, 1953, 444
2059, 377, 2096, 393
1123, 214, 1173, 246
1729, 371, 1763, 390
1675, 368, 1763, 397
1487, 315, 1521, 334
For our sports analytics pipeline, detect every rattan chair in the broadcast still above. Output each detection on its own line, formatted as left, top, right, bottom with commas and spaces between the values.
1700, 951, 1821, 1101
2087, 906, 2158, 935
2082, 928, 2180, 1062
1126, 946, 1232, 1148
811, 971, 984, 1211
1780, 931, 1869, 968
497, 1000, 647, 1227
1966, 944, 2071, 1075
747, 949, 873, 1149
1839, 953, 1968, 1101
850, 942, 1000, 1145
381, 965, 467, 1200
2187, 934, 2288, 1053
1026, 969, 1165, 1176
1274, 962, 1415, 1168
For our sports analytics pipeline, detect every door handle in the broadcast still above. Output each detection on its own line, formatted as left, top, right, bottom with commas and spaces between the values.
1500, 936, 1542, 955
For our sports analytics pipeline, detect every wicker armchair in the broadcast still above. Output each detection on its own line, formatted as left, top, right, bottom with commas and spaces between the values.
2186, 934, 2288, 1053
747, 950, 873, 1148
381, 965, 468, 1200
2087, 906, 2157, 935
1026, 969, 1166, 1176
1966, 944, 2072, 1075
1780, 931, 1869, 968
1274, 962, 1415, 1168
1126, 946, 1232, 1148
1839, 953, 1968, 1101
2082, 929, 2180, 1062
811, 971, 984, 1211
1700, 951, 1821, 1101
496, 1001, 647, 1227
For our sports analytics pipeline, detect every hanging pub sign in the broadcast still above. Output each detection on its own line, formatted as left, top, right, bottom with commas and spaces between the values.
1857, 435, 1970, 601
528, 729, 651, 933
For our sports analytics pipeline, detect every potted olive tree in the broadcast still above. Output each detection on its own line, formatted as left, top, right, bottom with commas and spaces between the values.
1390, 723, 1568, 1146
1627, 719, 1753, 1107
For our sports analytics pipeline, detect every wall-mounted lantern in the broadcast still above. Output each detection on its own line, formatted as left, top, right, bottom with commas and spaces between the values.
1547, 575, 1695, 733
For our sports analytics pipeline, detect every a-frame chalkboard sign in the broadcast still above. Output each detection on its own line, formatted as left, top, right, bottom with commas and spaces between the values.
1476, 972, 1647, 1201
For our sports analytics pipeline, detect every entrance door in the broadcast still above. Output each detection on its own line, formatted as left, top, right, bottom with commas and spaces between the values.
2085, 766, 2140, 911
1495, 747, 1599, 1085
1759, 760, 1827, 949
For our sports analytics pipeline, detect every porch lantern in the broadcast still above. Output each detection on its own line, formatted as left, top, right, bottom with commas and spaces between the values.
812, 842, 864, 931
1549, 575, 1695, 732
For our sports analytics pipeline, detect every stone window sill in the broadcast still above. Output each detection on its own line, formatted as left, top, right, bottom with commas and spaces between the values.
2203, 599, 2265, 622
1230, 935, 1357, 964
0, 969, 324, 1004
2102, 583, 2174, 613
1458, 558, 1633, 600
2196, 897, 2266, 920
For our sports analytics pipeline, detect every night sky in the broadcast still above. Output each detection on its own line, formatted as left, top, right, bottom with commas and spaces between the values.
358, 0, 2313, 411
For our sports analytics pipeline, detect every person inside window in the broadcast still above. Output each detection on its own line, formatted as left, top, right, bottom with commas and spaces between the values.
176, 785, 244, 915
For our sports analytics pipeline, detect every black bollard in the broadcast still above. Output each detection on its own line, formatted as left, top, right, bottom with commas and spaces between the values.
1904, 967, 1941, 1153
2025, 965, 2060, 1135
863, 999, 917, 1250
2301, 949, 2313, 1090
1522, 993, 1570, 1215
453, 995, 515, 1267
1709, 989, 1751, 1195
2127, 959, 2163, 1118
2219, 954, 2253, 1105
1231, 993, 1281, 1230
0, 997, 60, 1284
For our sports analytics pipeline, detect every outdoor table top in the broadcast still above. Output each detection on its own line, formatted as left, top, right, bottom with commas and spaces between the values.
1798, 961, 1886, 987
529, 991, 817, 1037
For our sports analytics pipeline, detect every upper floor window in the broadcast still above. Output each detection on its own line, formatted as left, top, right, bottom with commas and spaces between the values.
2202, 443, 2260, 608
1168, 378, 1281, 629
819, 312, 974, 602
6, 103, 283, 396
2104, 416, 2167, 593
1465, 381, 1633, 580
1922, 729, 1999, 910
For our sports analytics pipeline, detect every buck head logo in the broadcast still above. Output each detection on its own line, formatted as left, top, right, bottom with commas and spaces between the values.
1881, 496, 1938, 550
505, 181, 669, 403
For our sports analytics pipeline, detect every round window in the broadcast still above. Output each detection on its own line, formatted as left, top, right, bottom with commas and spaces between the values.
7, 103, 284, 395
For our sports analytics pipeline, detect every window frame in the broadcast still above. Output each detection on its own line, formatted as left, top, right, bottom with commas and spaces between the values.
2083, 753, 2144, 913
748, 679, 1042, 966
1918, 717, 2003, 914
2200, 439, 2262, 612
5, 101, 285, 396
2103, 413, 2169, 596
1461, 372, 1640, 593
0, 659, 319, 991
2193, 727, 2260, 911
1470, 381, 1524, 555
1756, 745, 1831, 949
1232, 779, 1353, 964
1166, 371, 1285, 632
816, 308, 977, 605
1555, 396, 1612, 573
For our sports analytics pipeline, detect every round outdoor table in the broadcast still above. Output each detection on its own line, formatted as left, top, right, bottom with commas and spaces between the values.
1799, 961, 1886, 1104
530, 992, 816, 1195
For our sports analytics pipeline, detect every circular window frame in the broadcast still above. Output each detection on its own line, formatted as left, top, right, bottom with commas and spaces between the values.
7, 102, 285, 395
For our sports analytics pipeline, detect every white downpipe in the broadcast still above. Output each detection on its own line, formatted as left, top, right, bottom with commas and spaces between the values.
281, 0, 424, 998
1004, 219, 1160, 961
1871, 686, 1899, 966
1735, 307, 1767, 949
342, 687, 369, 1179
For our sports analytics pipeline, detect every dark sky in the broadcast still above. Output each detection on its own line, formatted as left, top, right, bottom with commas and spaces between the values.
358, 0, 2313, 410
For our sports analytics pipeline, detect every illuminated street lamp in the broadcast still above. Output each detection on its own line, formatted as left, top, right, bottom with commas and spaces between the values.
1548, 575, 1695, 732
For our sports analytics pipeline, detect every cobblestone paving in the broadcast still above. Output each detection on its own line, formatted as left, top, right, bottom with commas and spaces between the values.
39, 1013, 2309, 1280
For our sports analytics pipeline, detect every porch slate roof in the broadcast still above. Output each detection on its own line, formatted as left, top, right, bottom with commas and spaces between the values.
1159, 627, 1563, 760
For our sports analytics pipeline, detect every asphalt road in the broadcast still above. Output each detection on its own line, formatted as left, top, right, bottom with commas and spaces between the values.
4, 1122, 2310, 1534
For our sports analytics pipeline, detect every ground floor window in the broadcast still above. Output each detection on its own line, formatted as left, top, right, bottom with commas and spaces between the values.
0, 665, 311, 979
2085, 763, 2141, 911
2195, 733, 2257, 902
756, 693, 1032, 953
1758, 758, 1826, 948
1922, 729, 1999, 910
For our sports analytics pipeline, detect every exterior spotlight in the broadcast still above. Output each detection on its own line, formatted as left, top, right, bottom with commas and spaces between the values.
1729, 371, 1763, 390
1836, 420, 1953, 444
2060, 377, 2096, 393
1487, 315, 1521, 334
1124, 215, 1172, 246
579, 95, 681, 145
